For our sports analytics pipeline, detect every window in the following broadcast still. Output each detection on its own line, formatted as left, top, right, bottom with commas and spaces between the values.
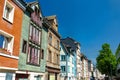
57, 54, 59, 64
41, 49, 44, 59
3, 0, 15, 23
48, 33, 52, 45
0, 35, 8, 49
27, 44, 40, 65
72, 67, 74, 74
0, 31, 14, 54
61, 55, 66, 61
22, 40, 27, 53
57, 40, 59, 49
68, 55, 70, 62
28, 23, 42, 65
5, 73, 13, 80
72, 58, 74, 64
55, 40, 59, 49
48, 50, 52, 62
61, 66, 66, 72
34, 75, 41, 80
29, 24, 33, 40
68, 66, 70, 73
29, 24, 41, 44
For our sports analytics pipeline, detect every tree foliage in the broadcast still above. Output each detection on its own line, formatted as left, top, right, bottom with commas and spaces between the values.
115, 44, 120, 64
96, 43, 117, 76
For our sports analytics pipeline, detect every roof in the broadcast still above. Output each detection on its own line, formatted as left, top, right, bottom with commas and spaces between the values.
45, 15, 58, 26
43, 16, 61, 38
81, 53, 88, 60
45, 15, 56, 20
13, 0, 26, 11
61, 37, 80, 51
61, 42, 70, 54
27, 1, 38, 6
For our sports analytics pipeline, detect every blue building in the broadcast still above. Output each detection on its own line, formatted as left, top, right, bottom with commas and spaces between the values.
60, 37, 77, 80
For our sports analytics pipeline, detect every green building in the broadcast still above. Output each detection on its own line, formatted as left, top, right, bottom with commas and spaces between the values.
17, 1, 48, 80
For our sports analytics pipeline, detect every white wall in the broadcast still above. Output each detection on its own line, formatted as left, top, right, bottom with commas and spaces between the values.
0, 73, 15, 80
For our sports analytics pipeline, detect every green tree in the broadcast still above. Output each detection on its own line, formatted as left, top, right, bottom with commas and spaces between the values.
115, 44, 120, 64
96, 43, 117, 79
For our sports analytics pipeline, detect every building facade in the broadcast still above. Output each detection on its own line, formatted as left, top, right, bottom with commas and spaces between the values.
45, 15, 61, 80
76, 43, 82, 80
81, 54, 89, 80
17, 1, 48, 80
60, 37, 79, 80
0, 0, 25, 79
60, 41, 77, 80
88, 60, 94, 80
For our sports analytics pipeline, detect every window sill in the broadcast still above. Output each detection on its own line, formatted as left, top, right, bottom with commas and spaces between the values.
0, 53, 19, 60
27, 62, 40, 66
3, 17, 13, 24
29, 39, 40, 46
0, 48, 11, 55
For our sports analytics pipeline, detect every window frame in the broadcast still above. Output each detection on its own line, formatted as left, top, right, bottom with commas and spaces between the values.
48, 50, 52, 62
57, 54, 59, 64
48, 33, 52, 45
22, 39, 27, 53
61, 55, 66, 61
0, 30, 14, 55
61, 66, 66, 72
3, 0, 15, 23
56, 40, 59, 49
41, 49, 44, 59
29, 24, 41, 45
27, 44, 40, 66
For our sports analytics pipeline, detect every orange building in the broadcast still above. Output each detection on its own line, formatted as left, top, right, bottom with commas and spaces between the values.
0, 0, 25, 79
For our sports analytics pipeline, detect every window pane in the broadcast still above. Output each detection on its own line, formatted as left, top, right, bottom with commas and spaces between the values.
5, 6, 11, 19
0, 35, 4, 48
5, 73, 13, 80
48, 50, 52, 62
61, 55, 66, 61
34, 48, 38, 64
27, 45, 31, 62
49, 34, 52, 45
29, 25, 33, 40
38, 31, 41, 44
31, 47, 35, 63
22, 40, 27, 53
3, 37, 8, 49
35, 29, 38, 43
33, 27, 36, 41
37, 50, 40, 64
41, 49, 44, 59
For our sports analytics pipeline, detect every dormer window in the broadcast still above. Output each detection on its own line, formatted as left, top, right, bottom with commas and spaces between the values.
31, 5, 42, 26
35, 6, 40, 16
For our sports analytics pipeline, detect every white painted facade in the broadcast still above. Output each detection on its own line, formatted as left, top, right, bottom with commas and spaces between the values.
76, 47, 82, 80
60, 44, 76, 80
0, 73, 15, 80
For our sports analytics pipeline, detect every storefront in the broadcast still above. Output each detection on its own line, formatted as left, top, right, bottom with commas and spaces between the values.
46, 66, 60, 80
15, 71, 45, 80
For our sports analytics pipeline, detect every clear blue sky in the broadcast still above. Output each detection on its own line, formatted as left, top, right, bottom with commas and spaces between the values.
26, 0, 120, 64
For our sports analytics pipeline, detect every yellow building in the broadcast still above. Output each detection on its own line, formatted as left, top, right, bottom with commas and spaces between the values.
44, 15, 61, 80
